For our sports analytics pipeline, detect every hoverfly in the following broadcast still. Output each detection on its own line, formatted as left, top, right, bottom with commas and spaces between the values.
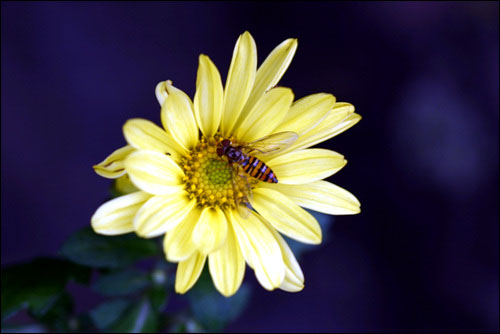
217, 131, 298, 183
216, 131, 298, 217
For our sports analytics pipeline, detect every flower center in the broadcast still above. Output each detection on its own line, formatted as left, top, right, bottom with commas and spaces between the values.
180, 136, 251, 209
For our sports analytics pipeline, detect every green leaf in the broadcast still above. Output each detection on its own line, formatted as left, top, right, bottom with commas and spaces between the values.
109, 298, 158, 333
93, 269, 150, 296
60, 227, 160, 268
0, 324, 48, 333
1, 258, 90, 321
186, 268, 251, 331
29, 291, 72, 320
147, 266, 169, 312
147, 284, 169, 312
89, 299, 131, 331
67, 262, 93, 285
75, 313, 95, 333
167, 315, 203, 333
30, 292, 74, 332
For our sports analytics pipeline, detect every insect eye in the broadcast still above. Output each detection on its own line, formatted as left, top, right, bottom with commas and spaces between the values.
221, 139, 230, 147
216, 147, 224, 156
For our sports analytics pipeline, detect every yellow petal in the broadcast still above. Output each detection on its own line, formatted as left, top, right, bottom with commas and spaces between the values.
273, 93, 336, 136
192, 207, 228, 255
289, 103, 361, 152
208, 218, 245, 297
230, 210, 285, 290
194, 55, 223, 137
93, 145, 134, 179
252, 187, 321, 244
280, 270, 304, 292
265, 223, 304, 292
175, 251, 206, 294
221, 31, 257, 136
234, 87, 294, 143
133, 192, 196, 238
155, 80, 169, 107
114, 174, 139, 195
161, 82, 199, 151
327, 112, 362, 138
281, 265, 304, 291
123, 118, 185, 161
242, 38, 298, 114
267, 149, 346, 184
91, 191, 151, 235
125, 150, 184, 196
261, 181, 361, 215
164, 207, 202, 262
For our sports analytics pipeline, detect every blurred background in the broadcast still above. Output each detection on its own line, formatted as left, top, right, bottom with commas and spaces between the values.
1, 1, 498, 332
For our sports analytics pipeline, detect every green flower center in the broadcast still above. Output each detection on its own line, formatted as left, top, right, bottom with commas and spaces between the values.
180, 136, 251, 209
206, 159, 232, 186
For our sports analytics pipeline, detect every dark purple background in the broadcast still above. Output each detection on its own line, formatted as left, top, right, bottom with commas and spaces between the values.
1, 2, 498, 332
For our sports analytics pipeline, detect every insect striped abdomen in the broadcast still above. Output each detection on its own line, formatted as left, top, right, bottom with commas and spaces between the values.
242, 155, 278, 183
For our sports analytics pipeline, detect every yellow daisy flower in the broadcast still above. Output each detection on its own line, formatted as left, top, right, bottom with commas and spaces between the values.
91, 31, 361, 297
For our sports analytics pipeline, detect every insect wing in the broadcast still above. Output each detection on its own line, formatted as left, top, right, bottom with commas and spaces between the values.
230, 164, 253, 219
243, 131, 298, 155
236, 201, 253, 220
